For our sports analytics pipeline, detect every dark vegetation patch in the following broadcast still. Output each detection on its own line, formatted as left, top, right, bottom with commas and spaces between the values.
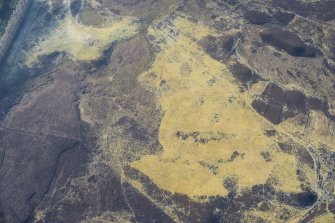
195, 0, 206, 8
278, 142, 293, 154
200, 33, 241, 61
258, 201, 271, 211
114, 116, 151, 142
252, 83, 334, 124
325, 59, 335, 75
296, 147, 315, 170
329, 201, 335, 214
251, 184, 318, 208
264, 129, 276, 137
199, 160, 219, 175
241, 3, 295, 26
326, 31, 335, 64
106, 0, 178, 21
215, 0, 239, 6
70, 0, 82, 16
272, 0, 335, 22
274, 11, 295, 26
260, 28, 318, 57
260, 151, 272, 162
230, 63, 262, 90
176, 131, 232, 144
230, 151, 241, 161
223, 176, 238, 193
113, 0, 141, 5
242, 8, 272, 25
86, 41, 118, 71
278, 188, 318, 207
122, 182, 176, 222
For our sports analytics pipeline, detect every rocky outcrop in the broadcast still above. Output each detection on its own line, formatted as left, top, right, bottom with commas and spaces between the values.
0, 0, 32, 65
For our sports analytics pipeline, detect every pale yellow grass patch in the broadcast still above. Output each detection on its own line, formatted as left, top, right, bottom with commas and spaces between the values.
27, 16, 137, 65
311, 213, 335, 223
130, 17, 302, 199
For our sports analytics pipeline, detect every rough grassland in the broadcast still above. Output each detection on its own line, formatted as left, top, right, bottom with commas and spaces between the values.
27, 16, 138, 65
130, 16, 303, 199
